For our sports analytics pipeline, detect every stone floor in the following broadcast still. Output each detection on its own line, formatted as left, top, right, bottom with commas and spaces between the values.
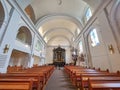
44, 68, 77, 90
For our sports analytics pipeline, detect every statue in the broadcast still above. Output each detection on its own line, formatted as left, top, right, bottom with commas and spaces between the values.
72, 54, 78, 65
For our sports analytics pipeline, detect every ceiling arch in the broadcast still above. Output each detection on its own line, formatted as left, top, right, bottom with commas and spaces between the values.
43, 27, 74, 38
36, 14, 83, 30
36, 15, 81, 46
15, 0, 104, 47
44, 29, 73, 43
47, 35, 71, 46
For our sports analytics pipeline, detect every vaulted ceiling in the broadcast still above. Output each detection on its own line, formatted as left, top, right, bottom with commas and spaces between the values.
16, 0, 103, 47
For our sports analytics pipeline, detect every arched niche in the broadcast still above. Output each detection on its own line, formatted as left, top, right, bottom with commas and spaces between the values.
9, 49, 30, 68
25, 5, 36, 24
16, 26, 32, 46
0, 1, 5, 28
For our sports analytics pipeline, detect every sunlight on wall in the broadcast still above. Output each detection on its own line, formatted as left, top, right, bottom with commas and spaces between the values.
90, 29, 100, 47
44, 37, 48, 43
38, 27, 44, 36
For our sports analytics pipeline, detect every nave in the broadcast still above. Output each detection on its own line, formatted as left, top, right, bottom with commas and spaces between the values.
1, 0, 120, 89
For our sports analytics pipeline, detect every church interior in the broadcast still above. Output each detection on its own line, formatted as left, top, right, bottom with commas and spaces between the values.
0, 0, 120, 90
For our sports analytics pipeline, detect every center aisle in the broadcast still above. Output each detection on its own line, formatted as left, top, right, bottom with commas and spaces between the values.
44, 68, 77, 90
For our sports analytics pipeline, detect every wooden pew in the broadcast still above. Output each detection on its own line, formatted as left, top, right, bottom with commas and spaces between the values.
88, 79, 120, 90
7, 65, 23, 73
0, 78, 34, 90
65, 65, 120, 90
7, 65, 55, 84
73, 71, 109, 86
0, 73, 45, 90
5, 65, 55, 89
66, 66, 109, 85
81, 75, 120, 90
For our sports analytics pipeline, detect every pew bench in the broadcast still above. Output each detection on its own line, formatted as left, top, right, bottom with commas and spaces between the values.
88, 79, 120, 90
80, 73, 120, 90
73, 71, 108, 86
0, 78, 34, 90
0, 73, 44, 90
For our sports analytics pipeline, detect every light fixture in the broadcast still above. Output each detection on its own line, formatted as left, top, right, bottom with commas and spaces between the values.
108, 44, 114, 54
3, 44, 10, 53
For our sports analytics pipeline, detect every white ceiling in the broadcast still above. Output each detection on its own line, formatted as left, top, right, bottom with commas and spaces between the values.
16, 0, 103, 47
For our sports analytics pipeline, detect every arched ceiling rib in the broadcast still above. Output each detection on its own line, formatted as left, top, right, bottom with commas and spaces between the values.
30, 0, 88, 22
37, 17, 79, 45
16, 0, 104, 46
43, 27, 74, 38
47, 35, 71, 46
35, 15, 83, 30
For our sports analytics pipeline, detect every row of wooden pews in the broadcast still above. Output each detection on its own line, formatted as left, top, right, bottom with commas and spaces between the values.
65, 65, 120, 90
0, 65, 55, 90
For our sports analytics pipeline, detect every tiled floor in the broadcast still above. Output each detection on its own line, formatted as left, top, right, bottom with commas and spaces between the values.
44, 68, 77, 90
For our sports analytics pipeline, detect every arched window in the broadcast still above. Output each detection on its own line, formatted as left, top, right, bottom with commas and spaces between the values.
90, 29, 100, 47
85, 8, 92, 21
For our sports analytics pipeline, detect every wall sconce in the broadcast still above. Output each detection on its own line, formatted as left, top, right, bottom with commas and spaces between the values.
108, 44, 114, 54
3, 44, 10, 53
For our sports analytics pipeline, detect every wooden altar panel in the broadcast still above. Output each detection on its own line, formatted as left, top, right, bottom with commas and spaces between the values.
53, 46, 65, 67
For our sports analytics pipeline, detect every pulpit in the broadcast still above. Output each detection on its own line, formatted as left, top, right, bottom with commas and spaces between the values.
53, 46, 65, 67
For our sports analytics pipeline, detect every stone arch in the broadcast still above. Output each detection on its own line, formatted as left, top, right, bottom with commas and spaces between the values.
43, 27, 74, 38
35, 14, 83, 32
47, 35, 71, 46
16, 26, 32, 45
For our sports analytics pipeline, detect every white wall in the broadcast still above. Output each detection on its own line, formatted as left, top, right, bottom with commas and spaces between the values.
0, 1, 45, 73
83, 0, 120, 72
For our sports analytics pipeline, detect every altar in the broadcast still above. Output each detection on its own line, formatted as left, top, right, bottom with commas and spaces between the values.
53, 46, 65, 67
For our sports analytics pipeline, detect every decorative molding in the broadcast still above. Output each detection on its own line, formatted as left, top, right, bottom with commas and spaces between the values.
35, 14, 83, 30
